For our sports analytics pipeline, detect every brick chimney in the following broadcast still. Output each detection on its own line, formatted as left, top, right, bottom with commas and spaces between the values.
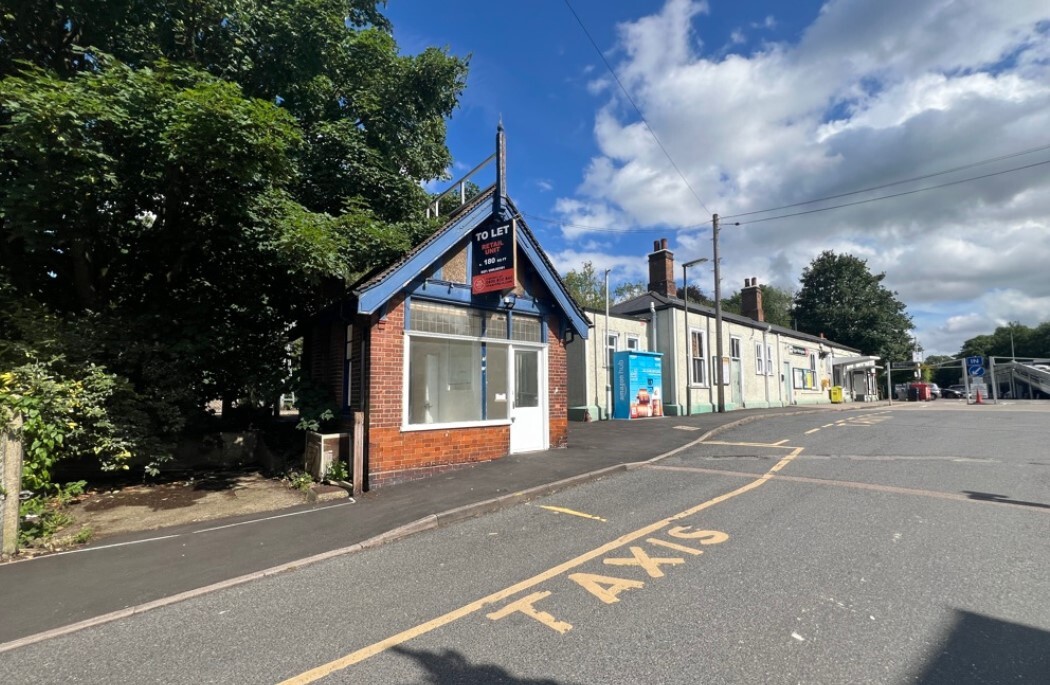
741, 277, 764, 322
647, 238, 677, 298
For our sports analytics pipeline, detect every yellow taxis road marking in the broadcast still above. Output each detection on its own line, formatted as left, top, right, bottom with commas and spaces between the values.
805, 428, 821, 435
772, 439, 789, 446
537, 505, 607, 522
277, 447, 804, 684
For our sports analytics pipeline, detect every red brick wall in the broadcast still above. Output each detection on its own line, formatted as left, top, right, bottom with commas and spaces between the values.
547, 316, 569, 449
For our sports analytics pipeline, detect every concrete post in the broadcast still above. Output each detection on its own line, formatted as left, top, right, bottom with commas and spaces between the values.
2, 414, 24, 558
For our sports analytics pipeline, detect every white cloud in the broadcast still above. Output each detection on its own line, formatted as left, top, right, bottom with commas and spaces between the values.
558, 0, 1050, 355
536, 179, 554, 192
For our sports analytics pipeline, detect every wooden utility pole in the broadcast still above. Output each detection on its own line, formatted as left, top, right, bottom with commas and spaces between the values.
2, 414, 24, 558
712, 213, 726, 413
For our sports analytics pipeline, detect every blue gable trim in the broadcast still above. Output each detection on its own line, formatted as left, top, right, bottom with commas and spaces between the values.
355, 194, 588, 340
356, 199, 492, 315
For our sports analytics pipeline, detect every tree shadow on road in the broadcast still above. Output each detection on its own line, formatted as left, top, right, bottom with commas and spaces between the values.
392, 645, 581, 685
911, 609, 1050, 684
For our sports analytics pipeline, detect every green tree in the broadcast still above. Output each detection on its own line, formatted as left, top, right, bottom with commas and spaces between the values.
0, 2, 467, 475
793, 251, 913, 360
721, 284, 793, 327
562, 262, 606, 310
613, 280, 648, 303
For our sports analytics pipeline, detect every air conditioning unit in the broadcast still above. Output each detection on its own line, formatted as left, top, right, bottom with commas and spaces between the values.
304, 432, 349, 480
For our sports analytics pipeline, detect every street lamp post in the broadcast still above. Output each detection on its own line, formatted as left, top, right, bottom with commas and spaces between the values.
682, 257, 708, 416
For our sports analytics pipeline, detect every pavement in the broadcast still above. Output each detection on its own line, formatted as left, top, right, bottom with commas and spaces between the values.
0, 402, 879, 650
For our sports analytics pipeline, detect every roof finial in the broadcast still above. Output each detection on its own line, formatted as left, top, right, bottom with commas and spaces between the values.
495, 120, 507, 217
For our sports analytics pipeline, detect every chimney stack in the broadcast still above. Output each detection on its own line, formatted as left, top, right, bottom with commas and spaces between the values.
741, 277, 765, 322
647, 238, 677, 298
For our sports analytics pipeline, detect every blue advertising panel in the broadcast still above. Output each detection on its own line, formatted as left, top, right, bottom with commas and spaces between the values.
613, 351, 664, 419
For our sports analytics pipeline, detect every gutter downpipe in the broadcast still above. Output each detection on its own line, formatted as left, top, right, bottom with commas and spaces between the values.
763, 324, 771, 407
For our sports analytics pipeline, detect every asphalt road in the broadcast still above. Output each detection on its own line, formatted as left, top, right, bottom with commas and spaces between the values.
1, 403, 1048, 683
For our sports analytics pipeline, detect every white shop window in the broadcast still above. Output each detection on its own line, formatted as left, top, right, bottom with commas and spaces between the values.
405, 301, 540, 428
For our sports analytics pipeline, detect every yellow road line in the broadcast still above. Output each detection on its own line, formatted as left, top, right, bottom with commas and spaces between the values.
772, 439, 789, 446
277, 449, 803, 684
805, 428, 821, 435
537, 505, 607, 522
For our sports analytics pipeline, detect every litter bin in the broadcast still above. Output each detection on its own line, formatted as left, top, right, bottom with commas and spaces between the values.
907, 385, 919, 402
829, 386, 844, 403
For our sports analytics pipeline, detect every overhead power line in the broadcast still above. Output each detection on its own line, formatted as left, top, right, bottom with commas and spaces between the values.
562, 0, 713, 216
528, 150, 1050, 233
721, 141, 1050, 221
737, 158, 1050, 226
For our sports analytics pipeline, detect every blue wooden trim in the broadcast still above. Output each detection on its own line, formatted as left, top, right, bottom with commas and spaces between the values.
356, 199, 493, 314
481, 342, 488, 420
403, 295, 412, 330
517, 230, 589, 338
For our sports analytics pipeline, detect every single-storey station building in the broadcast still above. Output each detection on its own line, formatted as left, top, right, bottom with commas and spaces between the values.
302, 126, 588, 488
567, 240, 879, 420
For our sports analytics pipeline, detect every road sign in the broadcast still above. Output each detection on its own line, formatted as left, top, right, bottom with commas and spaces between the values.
891, 362, 916, 369
966, 355, 984, 376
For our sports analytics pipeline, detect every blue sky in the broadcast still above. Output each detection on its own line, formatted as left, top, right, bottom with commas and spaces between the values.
385, 1, 1050, 356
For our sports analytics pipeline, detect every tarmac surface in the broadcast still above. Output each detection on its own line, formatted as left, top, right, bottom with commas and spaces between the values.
0, 403, 878, 649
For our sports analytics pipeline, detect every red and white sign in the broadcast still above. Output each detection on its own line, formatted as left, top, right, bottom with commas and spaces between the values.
471, 220, 516, 294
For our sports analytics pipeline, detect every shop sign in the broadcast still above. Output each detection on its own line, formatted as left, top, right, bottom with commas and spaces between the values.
472, 220, 516, 294
789, 345, 807, 356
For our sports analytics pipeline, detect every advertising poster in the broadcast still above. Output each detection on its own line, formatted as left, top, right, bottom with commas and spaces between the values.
471, 220, 516, 294
613, 351, 664, 419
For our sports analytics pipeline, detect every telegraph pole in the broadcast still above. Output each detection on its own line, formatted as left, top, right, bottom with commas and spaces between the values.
712, 213, 726, 413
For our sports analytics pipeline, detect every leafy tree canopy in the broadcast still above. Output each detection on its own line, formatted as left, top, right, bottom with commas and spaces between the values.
793, 251, 913, 360
0, 1, 467, 475
959, 321, 1050, 360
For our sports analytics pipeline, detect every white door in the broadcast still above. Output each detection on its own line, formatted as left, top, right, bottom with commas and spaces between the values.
510, 348, 545, 453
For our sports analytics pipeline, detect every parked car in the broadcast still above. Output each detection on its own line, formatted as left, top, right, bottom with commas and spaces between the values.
928, 383, 942, 398
942, 385, 969, 399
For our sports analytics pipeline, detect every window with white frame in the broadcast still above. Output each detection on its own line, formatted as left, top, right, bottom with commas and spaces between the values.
730, 336, 741, 360
406, 301, 539, 427
755, 341, 764, 375
606, 333, 619, 369
766, 344, 775, 376
810, 352, 817, 372
712, 355, 730, 385
626, 335, 640, 350
689, 329, 707, 385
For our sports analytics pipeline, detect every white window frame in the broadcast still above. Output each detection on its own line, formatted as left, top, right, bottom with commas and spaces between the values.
401, 305, 547, 432
689, 328, 707, 387
730, 336, 741, 360
755, 341, 765, 376
766, 344, 775, 376
712, 355, 730, 386
626, 335, 640, 351
606, 333, 619, 369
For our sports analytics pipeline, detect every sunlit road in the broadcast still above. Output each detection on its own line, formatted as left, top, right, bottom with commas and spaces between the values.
2, 403, 1048, 683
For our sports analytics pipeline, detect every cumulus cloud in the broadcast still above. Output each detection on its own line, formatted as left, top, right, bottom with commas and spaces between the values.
556, 0, 1050, 355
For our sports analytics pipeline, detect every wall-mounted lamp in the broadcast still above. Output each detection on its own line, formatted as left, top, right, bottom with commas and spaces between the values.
502, 293, 517, 309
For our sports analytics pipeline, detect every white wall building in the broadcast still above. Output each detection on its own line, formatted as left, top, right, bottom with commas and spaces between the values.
567, 239, 879, 419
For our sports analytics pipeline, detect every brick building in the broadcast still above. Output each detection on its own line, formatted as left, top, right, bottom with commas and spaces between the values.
301, 126, 588, 488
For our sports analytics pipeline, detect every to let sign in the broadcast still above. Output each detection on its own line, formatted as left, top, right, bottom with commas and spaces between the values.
472, 220, 516, 294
